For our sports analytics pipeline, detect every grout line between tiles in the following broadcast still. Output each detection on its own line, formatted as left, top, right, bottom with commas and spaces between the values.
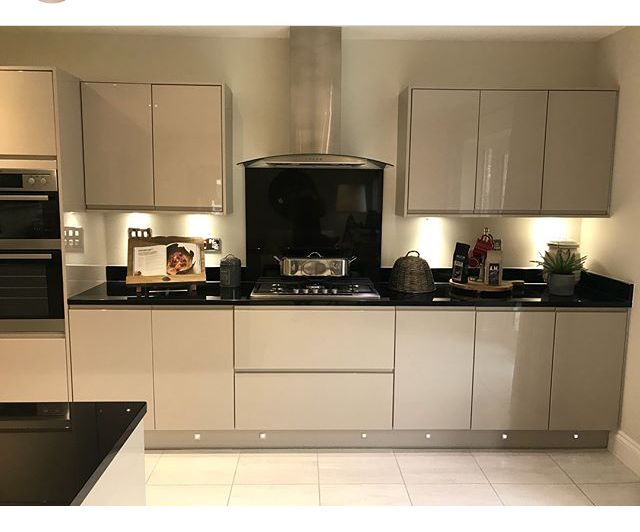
145, 450, 164, 484
316, 451, 322, 506
226, 454, 241, 506
470, 453, 504, 505
392, 450, 415, 506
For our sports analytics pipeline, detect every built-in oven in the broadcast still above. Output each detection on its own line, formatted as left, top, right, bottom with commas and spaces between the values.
0, 249, 65, 332
0, 162, 60, 250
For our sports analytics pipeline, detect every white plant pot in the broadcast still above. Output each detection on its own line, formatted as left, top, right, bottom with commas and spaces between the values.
548, 273, 576, 296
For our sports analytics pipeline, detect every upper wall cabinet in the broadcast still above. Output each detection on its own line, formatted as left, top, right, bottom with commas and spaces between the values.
396, 87, 618, 216
82, 83, 155, 209
0, 70, 57, 157
397, 89, 479, 214
542, 90, 617, 215
475, 90, 548, 213
81, 81, 232, 213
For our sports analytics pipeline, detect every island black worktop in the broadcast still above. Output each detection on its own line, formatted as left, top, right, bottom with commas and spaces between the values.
68, 268, 633, 308
0, 401, 146, 505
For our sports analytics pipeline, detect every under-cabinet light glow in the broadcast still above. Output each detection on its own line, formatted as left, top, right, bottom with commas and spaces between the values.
259, 433, 267, 440
502, 433, 508, 440
361, 433, 368, 439
194, 433, 201, 441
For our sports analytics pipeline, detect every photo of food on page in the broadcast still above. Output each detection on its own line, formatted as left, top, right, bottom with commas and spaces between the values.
166, 242, 201, 275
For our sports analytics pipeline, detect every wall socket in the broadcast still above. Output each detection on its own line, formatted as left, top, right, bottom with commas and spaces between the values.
63, 227, 84, 252
203, 237, 222, 253
128, 227, 153, 239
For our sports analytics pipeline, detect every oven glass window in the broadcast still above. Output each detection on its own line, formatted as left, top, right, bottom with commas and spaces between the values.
0, 192, 60, 240
0, 251, 64, 319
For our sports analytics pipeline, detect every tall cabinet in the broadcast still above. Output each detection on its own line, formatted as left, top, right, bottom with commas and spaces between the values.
81, 81, 232, 213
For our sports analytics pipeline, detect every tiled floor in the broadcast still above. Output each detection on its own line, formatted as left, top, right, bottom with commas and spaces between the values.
144, 449, 640, 506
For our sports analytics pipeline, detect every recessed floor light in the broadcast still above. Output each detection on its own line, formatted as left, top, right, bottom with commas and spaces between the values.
39, 0, 66, 3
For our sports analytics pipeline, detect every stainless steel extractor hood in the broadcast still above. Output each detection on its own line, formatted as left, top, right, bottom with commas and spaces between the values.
241, 26, 390, 169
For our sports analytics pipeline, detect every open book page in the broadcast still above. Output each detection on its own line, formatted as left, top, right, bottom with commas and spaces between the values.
133, 245, 167, 276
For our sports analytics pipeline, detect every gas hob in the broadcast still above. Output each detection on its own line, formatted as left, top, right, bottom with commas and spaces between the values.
250, 277, 381, 301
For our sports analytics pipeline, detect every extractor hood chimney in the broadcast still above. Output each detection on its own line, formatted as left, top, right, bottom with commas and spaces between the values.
241, 26, 389, 169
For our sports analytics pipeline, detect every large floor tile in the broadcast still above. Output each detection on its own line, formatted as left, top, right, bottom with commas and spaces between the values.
318, 452, 403, 484
396, 452, 487, 484
233, 454, 318, 484
407, 484, 502, 506
579, 483, 640, 506
473, 452, 572, 484
228, 485, 319, 506
145, 485, 230, 506
147, 453, 239, 485
320, 484, 410, 506
493, 484, 592, 506
144, 453, 162, 482
549, 451, 640, 484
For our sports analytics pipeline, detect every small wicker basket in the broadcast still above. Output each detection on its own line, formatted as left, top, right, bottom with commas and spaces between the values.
389, 250, 436, 294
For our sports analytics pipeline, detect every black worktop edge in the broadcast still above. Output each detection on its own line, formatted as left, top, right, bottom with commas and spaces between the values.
70, 402, 146, 506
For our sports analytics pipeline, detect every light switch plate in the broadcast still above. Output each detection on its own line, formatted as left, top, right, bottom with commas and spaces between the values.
128, 227, 153, 239
204, 237, 222, 253
63, 227, 84, 252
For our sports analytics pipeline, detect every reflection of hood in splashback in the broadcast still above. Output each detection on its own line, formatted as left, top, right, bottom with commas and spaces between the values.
241, 27, 390, 169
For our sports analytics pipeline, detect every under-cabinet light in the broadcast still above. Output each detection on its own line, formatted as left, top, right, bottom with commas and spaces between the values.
425, 433, 431, 439
502, 433, 508, 440
194, 433, 201, 441
361, 433, 368, 439
259, 433, 267, 440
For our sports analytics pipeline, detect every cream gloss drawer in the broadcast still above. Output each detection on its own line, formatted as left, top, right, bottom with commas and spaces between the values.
235, 372, 393, 430
234, 307, 395, 371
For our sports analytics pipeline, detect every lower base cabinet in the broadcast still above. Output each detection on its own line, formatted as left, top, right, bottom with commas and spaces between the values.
0, 336, 68, 401
235, 373, 393, 430
69, 309, 155, 428
549, 310, 627, 430
472, 310, 554, 430
394, 309, 475, 429
152, 309, 234, 430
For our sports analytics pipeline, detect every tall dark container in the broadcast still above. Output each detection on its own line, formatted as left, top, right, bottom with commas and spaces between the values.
244, 164, 384, 281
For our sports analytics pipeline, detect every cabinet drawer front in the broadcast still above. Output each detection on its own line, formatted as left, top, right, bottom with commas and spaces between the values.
0, 71, 56, 157
0, 337, 67, 401
408, 89, 479, 213
550, 311, 627, 430
152, 309, 234, 430
235, 373, 393, 430
69, 309, 155, 427
234, 308, 395, 370
472, 310, 554, 430
394, 309, 475, 429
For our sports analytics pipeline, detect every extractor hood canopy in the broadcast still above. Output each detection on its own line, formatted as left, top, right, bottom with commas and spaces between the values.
241, 26, 391, 168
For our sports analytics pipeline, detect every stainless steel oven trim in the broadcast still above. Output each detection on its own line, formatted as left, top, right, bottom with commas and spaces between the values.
0, 239, 61, 250
0, 194, 51, 201
0, 253, 53, 260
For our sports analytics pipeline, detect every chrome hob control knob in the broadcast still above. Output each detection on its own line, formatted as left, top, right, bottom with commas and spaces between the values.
331, 288, 339, 295
293, 288, 300, 294
322, 288, 329, 294
302, 288, 309, 294
311, 287, 319, 294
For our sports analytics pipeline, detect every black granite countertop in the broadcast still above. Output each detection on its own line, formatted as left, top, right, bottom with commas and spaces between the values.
68, 269, 633, 308
0, 401, 146, 505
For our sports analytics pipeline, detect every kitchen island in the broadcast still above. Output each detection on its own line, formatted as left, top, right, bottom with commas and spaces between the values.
0, 401, 146, 505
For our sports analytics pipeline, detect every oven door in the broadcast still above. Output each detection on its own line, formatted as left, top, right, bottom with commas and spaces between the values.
0, 249, 64, 332
0, 191, 61, 248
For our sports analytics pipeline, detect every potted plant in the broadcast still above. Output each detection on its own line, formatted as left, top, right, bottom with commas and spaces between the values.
531, 251, 587, 296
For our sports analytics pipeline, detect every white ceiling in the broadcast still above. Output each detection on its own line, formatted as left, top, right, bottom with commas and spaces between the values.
29, 25, 624, 42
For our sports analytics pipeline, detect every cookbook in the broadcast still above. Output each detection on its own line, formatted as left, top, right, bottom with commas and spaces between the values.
126, 236, 206, 285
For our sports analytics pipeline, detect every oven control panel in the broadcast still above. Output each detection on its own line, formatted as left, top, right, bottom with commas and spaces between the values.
22, 172, 58, 191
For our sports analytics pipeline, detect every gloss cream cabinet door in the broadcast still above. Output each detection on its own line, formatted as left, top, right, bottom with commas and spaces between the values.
542, 90, 617, 214
152, 309, 234, 430
0, 70, 56, 157
393, 309, 475, 429
234, 307, 394, 371
475, 90, 548, 213
472, 309, 555, 430
69, 308, 155, 428
0, 336, 68, 401
152, 84, 225, 211
235, 373, 393, 430
81, 82, 155, 209
549, 310, 627, 430
401, 89, 480, 214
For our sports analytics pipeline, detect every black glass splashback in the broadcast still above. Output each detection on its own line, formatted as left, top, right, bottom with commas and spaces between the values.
245, 167, 384, 280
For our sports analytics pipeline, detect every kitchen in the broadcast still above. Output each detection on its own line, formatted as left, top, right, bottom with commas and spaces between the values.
1, 4, 640, 515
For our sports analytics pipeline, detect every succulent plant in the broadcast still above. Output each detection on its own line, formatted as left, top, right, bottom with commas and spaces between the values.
531, 251, 587, 275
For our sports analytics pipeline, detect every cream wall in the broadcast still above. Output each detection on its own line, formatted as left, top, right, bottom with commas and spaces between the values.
0, 28, 597, 271
581, 27, 640, 444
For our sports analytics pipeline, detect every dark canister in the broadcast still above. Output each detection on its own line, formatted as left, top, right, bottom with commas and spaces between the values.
220, 254, 241, 288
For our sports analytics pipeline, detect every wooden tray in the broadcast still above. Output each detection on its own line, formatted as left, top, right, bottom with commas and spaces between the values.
449, 279, 513, 294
